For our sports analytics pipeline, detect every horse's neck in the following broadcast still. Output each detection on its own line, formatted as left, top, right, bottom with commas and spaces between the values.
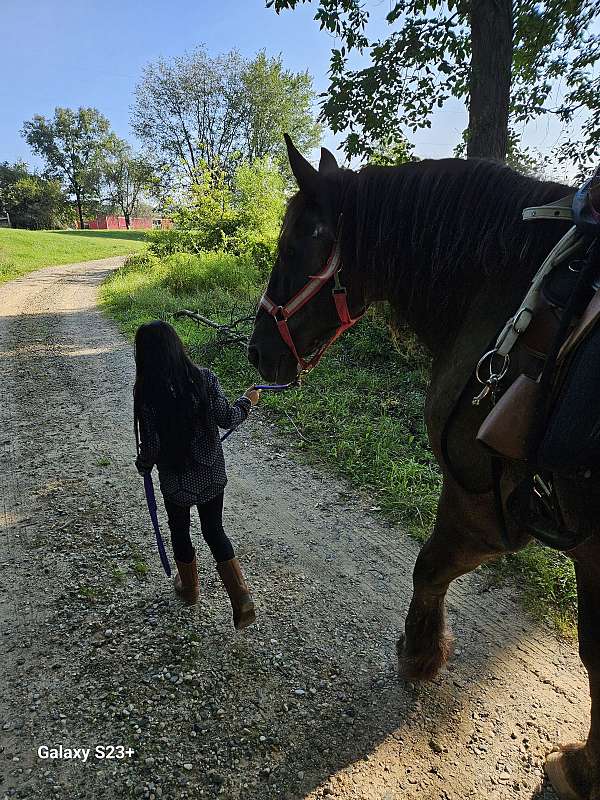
352, 178, 571, 357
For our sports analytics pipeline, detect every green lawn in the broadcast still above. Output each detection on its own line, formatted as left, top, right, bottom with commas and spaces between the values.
0, 228, 147, 285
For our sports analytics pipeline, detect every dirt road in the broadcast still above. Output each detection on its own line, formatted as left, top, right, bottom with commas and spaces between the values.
0, 259, 588, 800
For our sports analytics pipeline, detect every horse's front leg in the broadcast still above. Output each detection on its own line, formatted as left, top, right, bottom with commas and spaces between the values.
398, 475, 526, 681
545, 537, 600, 800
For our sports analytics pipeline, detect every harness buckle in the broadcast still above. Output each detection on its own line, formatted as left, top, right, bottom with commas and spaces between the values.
533, 473, 552, 499
512, 307, 533, 334
274, 306, 287, 323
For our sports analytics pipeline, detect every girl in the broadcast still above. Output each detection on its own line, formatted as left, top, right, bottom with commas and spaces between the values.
133, 320, 260, 630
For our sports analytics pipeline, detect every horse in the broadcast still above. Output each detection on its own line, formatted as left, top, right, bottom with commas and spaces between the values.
248, 135, 600, 800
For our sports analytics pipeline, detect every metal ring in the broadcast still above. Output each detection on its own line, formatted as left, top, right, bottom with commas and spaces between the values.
494, 352, 510, 382
475, 349, 510, 385
475, 349, 496, 384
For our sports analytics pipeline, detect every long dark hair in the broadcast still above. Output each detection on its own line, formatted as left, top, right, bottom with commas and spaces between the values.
133, 320, 209, 468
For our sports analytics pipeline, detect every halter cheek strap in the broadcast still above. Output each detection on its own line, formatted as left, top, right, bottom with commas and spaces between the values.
259, 241, 364, 371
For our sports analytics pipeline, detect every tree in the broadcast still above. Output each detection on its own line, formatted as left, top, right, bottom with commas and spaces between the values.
132, 47, 321, 186
367, 137, 416, 167
468, 0, 512, 160
22, 107, 115, 229
455, 128, 554, 179
232, 157, 286, 241
104, 142, 156, 228
232, 157, 288, 274
169, 160, 238, 251
166, 156, 286, 266
0, 161, 71, 229
267, 0, 600, 169
239, 52, 322, 176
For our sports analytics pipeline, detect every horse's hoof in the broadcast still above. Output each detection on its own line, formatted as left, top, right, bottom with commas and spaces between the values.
396, 631, 452, 682
545, 742, 590, 800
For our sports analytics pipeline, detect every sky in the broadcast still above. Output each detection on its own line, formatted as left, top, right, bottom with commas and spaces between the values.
0, 0, 589, 175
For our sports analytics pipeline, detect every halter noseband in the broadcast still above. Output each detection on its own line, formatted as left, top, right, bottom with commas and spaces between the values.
259, 240, 364, 372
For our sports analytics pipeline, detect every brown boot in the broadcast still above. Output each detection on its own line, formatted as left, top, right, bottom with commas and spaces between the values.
216, 558, 256, 630
174, 552, 199, 605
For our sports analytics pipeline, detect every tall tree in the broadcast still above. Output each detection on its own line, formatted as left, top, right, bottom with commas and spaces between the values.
468, 0, 512, 159
132, 47, 321, 186
104, 142, 156, 229
239, 52, 322, 173
132, 49, 245, 182
268, 0, 599, 169
22, 107, 115, 229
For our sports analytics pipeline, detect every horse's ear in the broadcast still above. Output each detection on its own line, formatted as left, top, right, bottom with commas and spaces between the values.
319, 147, 339, 175
285, 133, 319, 197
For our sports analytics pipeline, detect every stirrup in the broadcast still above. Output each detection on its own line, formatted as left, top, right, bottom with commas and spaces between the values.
506, 478, 589, 551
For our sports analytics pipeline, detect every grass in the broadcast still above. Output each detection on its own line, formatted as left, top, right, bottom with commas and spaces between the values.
132, 560, 150, 577
0, 228, 147, 285
77, 585, 99, 600
111, 566, 126, 585
100, 249, 578, 635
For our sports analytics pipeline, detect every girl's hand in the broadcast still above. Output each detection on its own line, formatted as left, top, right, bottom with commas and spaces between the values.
244, 386, 262, 406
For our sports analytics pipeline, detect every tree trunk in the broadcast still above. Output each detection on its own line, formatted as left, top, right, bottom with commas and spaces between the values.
124, 212, 131, 229
75, 192, 84, 230
467, 0, 513, 161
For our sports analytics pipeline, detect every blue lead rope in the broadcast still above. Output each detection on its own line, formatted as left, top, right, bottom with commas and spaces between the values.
143, 472, 172, 577
219, 381, 298, 443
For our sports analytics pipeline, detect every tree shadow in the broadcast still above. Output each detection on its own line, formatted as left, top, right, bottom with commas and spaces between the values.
52, 229, 148, 242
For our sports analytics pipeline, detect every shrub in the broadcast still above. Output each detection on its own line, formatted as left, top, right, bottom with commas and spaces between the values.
146, 228, 208, 258
235, 232, 277, 278
157, 157, 285, 273
122, 251, 159, 271
169, 160, 238, 249
161, 251, 260, 296
232, 158, 286, 241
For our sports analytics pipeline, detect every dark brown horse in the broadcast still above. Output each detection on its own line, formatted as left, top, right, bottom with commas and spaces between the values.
248, 137, 600, 799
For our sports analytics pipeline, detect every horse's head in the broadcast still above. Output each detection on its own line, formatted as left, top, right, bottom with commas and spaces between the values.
248, 135, 363, 383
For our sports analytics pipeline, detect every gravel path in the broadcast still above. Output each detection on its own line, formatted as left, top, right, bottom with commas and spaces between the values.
0, 258, 589, 800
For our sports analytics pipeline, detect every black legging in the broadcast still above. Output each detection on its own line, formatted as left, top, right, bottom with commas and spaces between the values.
163, 492, 234, 564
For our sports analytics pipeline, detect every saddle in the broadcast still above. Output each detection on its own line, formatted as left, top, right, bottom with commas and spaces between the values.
475, 168, 600, 550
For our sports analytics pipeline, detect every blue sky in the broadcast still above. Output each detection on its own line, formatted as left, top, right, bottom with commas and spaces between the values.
0, 0, 587, 173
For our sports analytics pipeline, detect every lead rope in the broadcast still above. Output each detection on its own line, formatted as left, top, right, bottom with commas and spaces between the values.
134, 412, 172, 577
219, 379, 301, 442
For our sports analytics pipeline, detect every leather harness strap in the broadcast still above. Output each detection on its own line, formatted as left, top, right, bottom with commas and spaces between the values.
259, 240, 364, 372
522, 195, 574, 222
493, 184, 598, 362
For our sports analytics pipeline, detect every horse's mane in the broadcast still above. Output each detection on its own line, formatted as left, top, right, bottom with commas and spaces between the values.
281, 158, 573, 345
345, 159, 572, 325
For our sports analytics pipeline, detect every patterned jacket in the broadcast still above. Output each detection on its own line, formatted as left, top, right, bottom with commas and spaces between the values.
136, 368, 252, 506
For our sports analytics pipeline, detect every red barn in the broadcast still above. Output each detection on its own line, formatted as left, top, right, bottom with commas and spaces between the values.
86, 215, 173, 230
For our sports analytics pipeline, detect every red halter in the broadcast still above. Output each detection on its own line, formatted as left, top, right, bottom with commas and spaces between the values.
259, 241, 364, 372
